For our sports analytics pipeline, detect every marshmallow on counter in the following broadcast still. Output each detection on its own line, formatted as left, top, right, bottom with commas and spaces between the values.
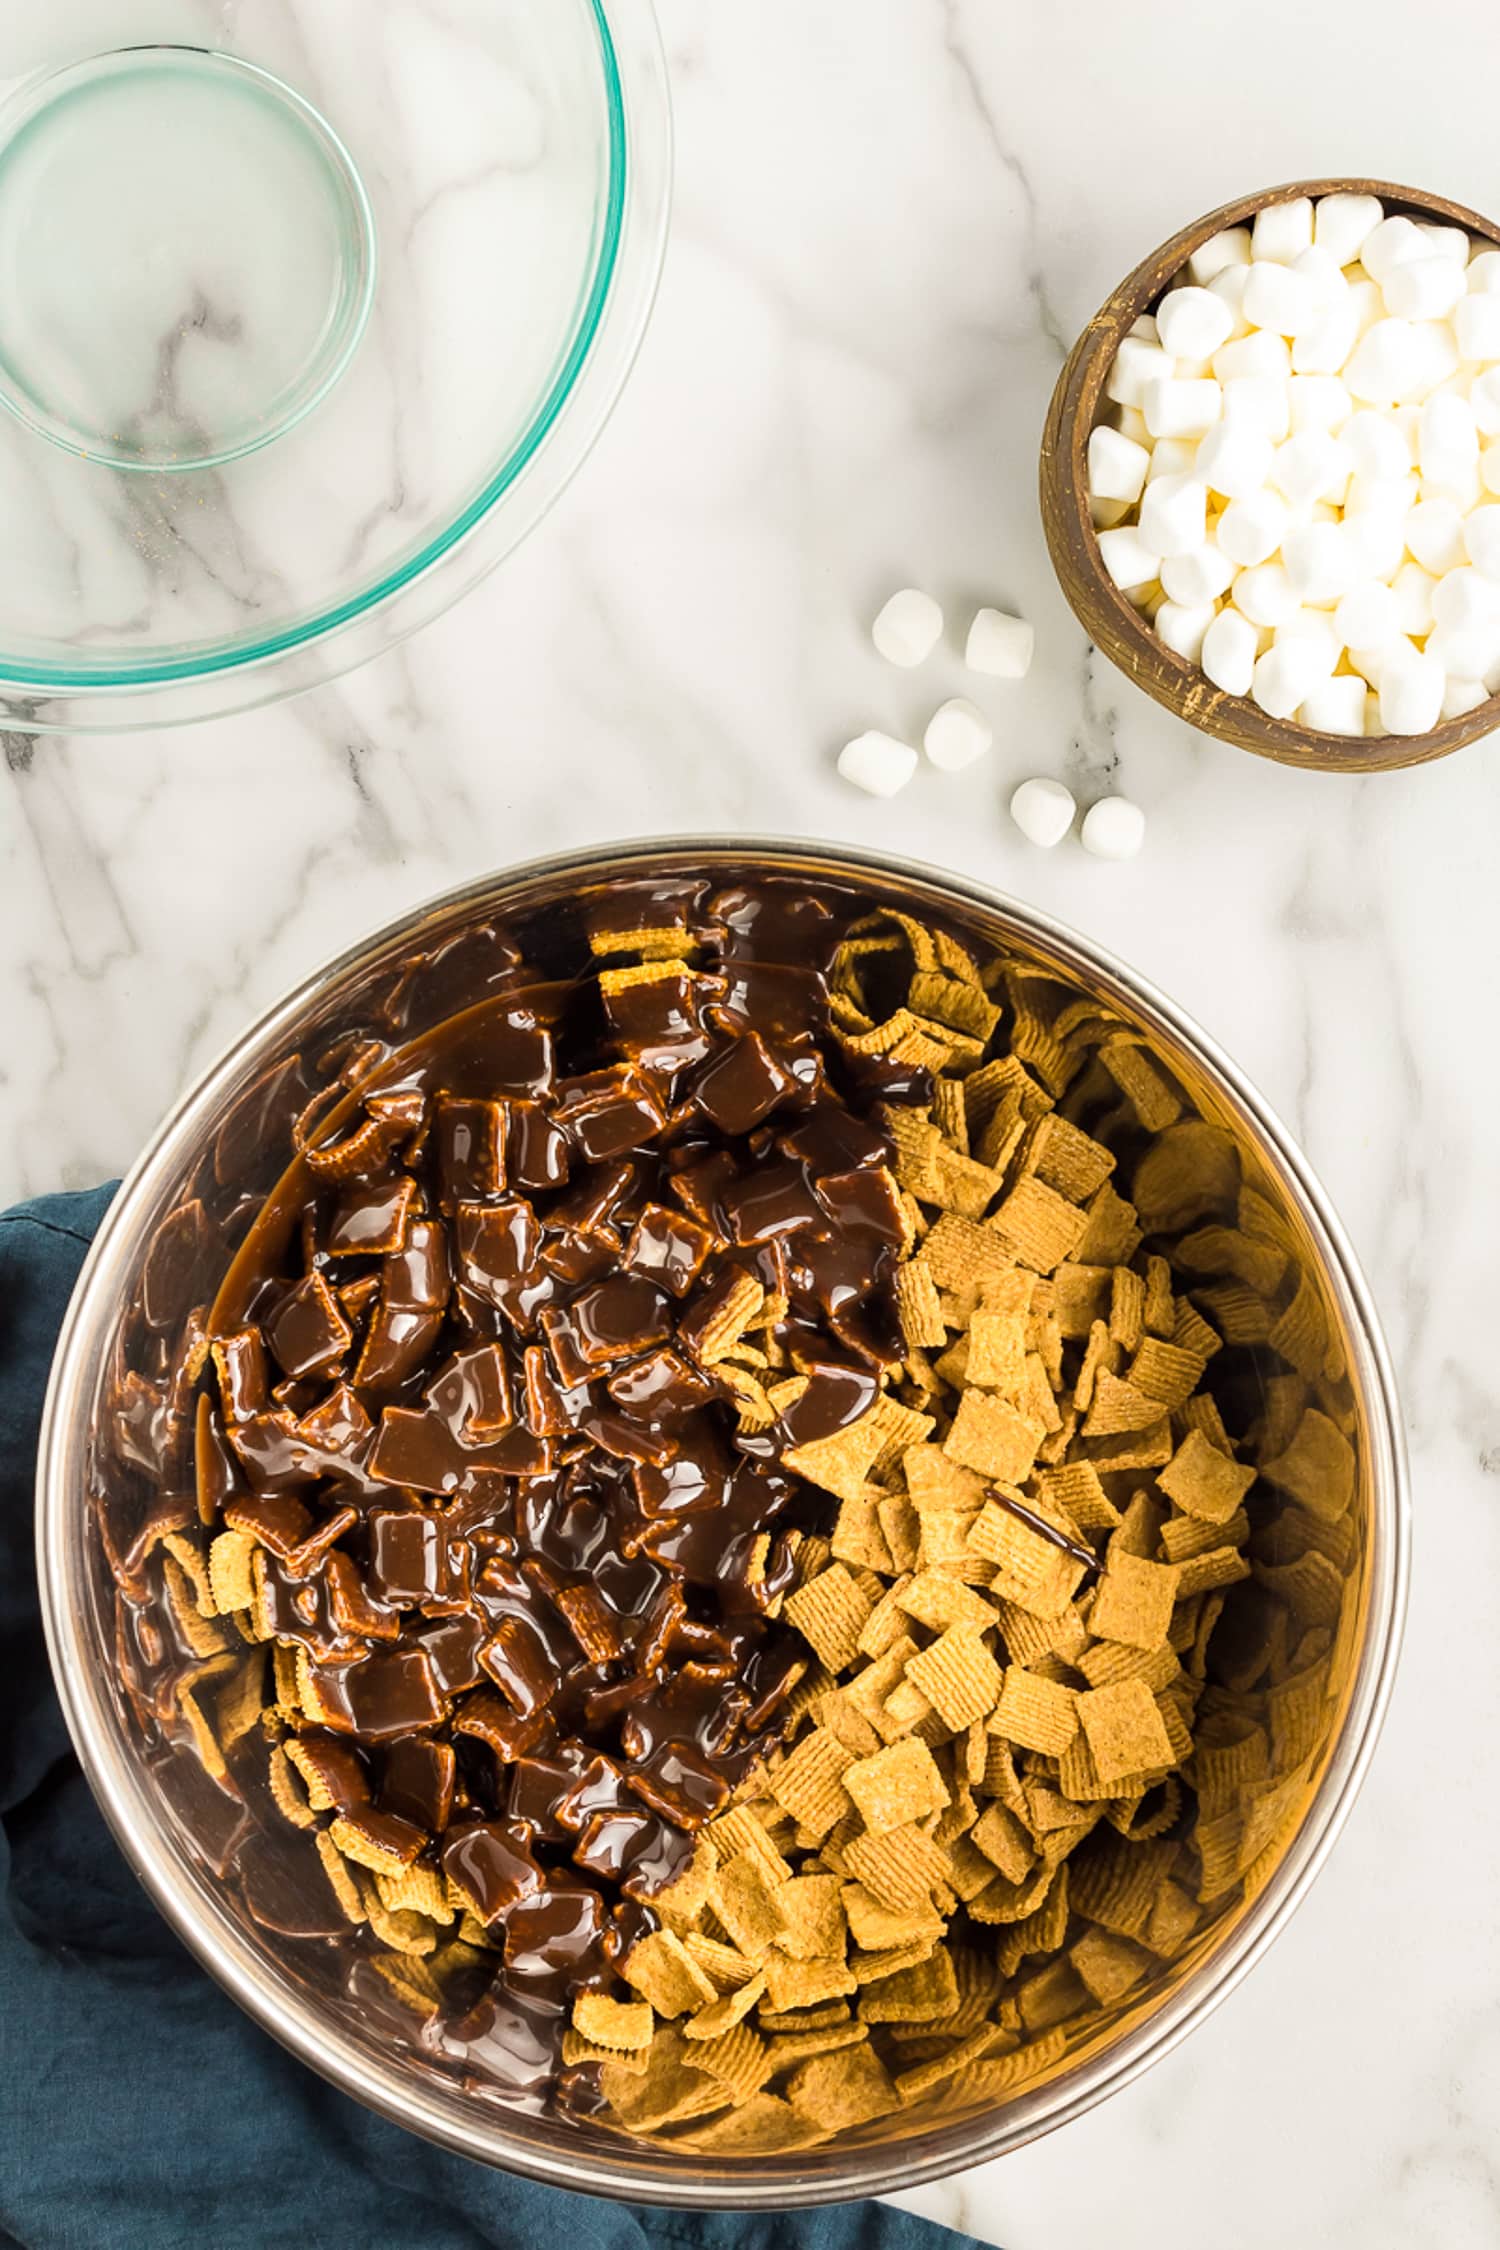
923, 698, 993, 772
838, 729, 918, 797
1008, 776, 1076, 848
966, 608, 1034, 677
1080, 796, 1147, 860
1084, 186, 1500, 741
871, 588, 943, 668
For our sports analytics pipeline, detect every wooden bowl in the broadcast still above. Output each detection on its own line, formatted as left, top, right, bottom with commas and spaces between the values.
1039, 178, 1500, 773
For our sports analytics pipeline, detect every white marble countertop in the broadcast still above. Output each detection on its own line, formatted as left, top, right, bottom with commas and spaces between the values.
4, 3, 1498, 2244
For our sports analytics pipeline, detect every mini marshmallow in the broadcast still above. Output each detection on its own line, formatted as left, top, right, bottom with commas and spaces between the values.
1274, 610, 1342, 669
1359, 215, 1429, 283
1009, 776, 1075, 849
1251, 637, 1329, 718
1406, 496, 1468, 574
1222, 373, 1292, 442
1213, 331, 1292, 384
1161, 542, 1237, 603
1269, 429, 1350, 506
1471, 368, 1500, 435
1463, 504, 1500, 580
1467, 251, 1500, 295
1405, 321, 1461, 401
1200, 605, 1260, 695
1441, 676, 1491, 718
1288, 376, 1354, 433
872, 588, 942, 667
1418, 221, 1472, 263
923, 698, 993, 772
1419, 393, 1479, 485
1117, 404, 1153, 446
1195, 420, 1274, 498
1088, 424, 1151, 505
1345, 318, 1424, 404
1334, 579, 1402, 650
1155, 599, 1216, 662
1378, 642, 1446, 734
1129, 314, 1162, 343
839, 729, 918, 796
1137, 474, 1207, 558
1313, 192, 1385, 266
1382, 258, 1466, 321
1208, 264, 1253, 339
1235, 562, 1300, 628
1188, 226, 1252, 286
1391, 560, 1439, 634
1091, 495, 1130, 530
1482, 442, 1500, 496
965, 607, 1034, 677
1344, 469, 1418, 518
1299, 673, 1370, 735
1426, 622, 1500, 679
1282, 520, 1360, 604
1155, 285, 1235, 360
1097, 528, 1160, 590
1251, 196, 1314, 266
1344, 408, 1416, 479
1080, 796, 1146, 860
1345, 508, 1407, 581
1290, 289, 1361, 378
1243, 260, 1324, 338
1143, 377, 1222, 438
1217, 491, 1291, 566
1145, 436, 1198, 481
1105, 337, 1176, 410
1431, 562, 1500, 630
1455, 293, 1500, 363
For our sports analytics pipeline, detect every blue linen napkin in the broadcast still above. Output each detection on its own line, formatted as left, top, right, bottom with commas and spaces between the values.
0, 1188, 987, 2250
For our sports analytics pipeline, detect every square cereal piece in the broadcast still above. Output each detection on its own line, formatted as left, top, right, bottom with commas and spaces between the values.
767, 1727, 855, 1840
1089, 1553, 1180, 1652
622, 1928, 719, 2017
676, 2092, 821, 2155
903, 1443, 988, 1512
1083, 1369, 1166, 1437
1263, 1408, 1356, 1522
844, 1825, 949, 1913
904, 1627, 1004, 1732
762, 1949, 858, 2014
921, 1212, 1019, 1294
989, 1177, 1089, 1273
896, 1573, 994, 1635
844, 1738, 950, 1835
990, 1668, 1080, 1757
1029, 1113, 1116, 1202
971, 1801, 1037, 1885
840, 1884, 945, 1955
894, 1259, 947, 1350
1127, 1336, 1205, 1411
712, 1853, 790, 1960
1158, 1429, 1257, 1525
776, 1875, 848, 1962
1077, 1680, 1176, 1786
784, 1564, 875, 1671
1051, 1263, 1113, 1339
574, 1992, 654, 2050
857, 1949, 959, 2024
785, 2043, 900, 2128
968, 1500, 1086, 1620
944, 1390, 1045, 1484
965, 1305, 1028, 1393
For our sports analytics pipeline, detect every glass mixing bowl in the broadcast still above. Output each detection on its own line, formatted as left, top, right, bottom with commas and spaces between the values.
0, 3, 670, 733
36, 841, 1408, 2205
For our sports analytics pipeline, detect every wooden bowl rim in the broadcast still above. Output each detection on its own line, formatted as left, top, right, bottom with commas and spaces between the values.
1041, 176, 1500, 774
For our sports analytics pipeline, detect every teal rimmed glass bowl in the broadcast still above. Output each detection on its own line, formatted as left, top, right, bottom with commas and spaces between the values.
0, 1, 671, 733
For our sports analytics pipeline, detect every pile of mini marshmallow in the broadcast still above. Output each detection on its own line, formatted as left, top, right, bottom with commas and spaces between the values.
838, 590, 1146, 859
1089, 191, 1500, 737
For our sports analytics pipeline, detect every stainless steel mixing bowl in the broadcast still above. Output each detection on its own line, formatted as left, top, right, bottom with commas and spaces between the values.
36, 838, 1408, 2206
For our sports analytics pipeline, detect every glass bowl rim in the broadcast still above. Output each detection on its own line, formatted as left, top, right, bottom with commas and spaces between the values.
35, 835, 1411, 2205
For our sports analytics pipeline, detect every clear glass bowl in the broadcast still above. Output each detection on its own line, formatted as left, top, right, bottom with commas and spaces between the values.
0, 3, 670, 733
37, 841, 1409, 2205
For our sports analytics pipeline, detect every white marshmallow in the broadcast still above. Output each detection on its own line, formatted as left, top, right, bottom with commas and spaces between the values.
1091, 495, 1130, 530
1359, 214, 1429, 283
1405, 496, 1468, 574
1208, 264, 1253, 339
1160, 543, 1236, 603
1482, 442, 1500, 496
872, 589, 942, 667
1334, 579, 1401, 649
1418, 221, 1472, 264
1274, 610, 1341, 668
1455, 293, 1500, 363
1008, 776, 1075, 849
1213, 331, 1292, 383
965, 608, 1034, 678
1313, 191, 1384, 266
1235, 562, 1300, 627
1343, 408, 1416, 479
1156, 286, 1235, 360
1269, 430, 1350, 506
1200, 605, 1260, 695
1222, 374, 1292, 442
1087, 424, 1151, 505
1097, 528, 1160, 590
1117, 404, 1152, 446
838, 729, 918, 796
1299, 673, 1370, 735
1216, 491, 1291, 566
1143, 377, 1222, 438
1155, 599, 1217, 662
1290, 288, 1361, 378
1419, 393, 1479, 486
1282, 520, 1360, 604
1427, 621, 1500, 679
1189, 227, 1252, 286
1251, 196, 1314, 266
1345, 318, 1424, 404
1080, 796, 1147, 861
1145, 437, 1198, 482
1463, 504, 1500, 579
1195, 420, 1274, 498
1406, 321, 1461, 401
1468, 251, 1500, 295
1137, 474, 1207, 559
1431, 563, 1500, 631
1344, 469, 1418, 519
1130, 314, 1162, 343
922, 698, 993, 772
1381, 258, 1467, 321
1441, 676, 1491, 718
1106, 337, 1176, 410
1345, 508, 1408, 581
1288, 376, 1354, 433
1243, 260, 1324, 337
1378, 642, 1446, 734
1471, 368, 1500, 435
1251, 637, 1329, 718
1390, 561, 1439, 634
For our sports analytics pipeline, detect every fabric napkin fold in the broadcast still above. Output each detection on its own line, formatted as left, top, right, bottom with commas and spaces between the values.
0, 1188, 987, 2250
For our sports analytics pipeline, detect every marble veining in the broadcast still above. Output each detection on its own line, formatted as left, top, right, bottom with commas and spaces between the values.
2, 3, 1498, 2244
